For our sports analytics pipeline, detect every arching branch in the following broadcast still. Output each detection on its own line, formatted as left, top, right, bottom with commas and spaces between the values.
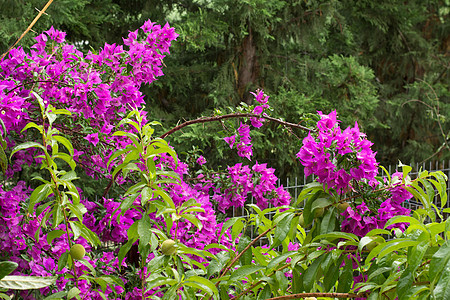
159, 112, 313, 139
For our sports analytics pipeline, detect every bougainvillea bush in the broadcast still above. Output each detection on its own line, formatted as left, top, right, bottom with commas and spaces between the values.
0, 21, 449, 300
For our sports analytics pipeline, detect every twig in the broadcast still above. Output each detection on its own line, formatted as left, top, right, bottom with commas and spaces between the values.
217, 226, 274, 280
0, 0, 55, 60
159, 113, 313, 139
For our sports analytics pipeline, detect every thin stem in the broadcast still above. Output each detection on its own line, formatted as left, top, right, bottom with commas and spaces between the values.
40, 117, 79, 288
159, 113, 313, 139
218, 226, 274, 280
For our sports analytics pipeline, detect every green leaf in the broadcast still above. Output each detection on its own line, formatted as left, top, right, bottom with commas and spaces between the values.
407, 240, 429, 270
52, 153, 76, 170
434, 259, 450, 300
138, 214, 152, 245
399, 163, 412, 183
291, 265, 304, 293
228, 265, 264, 282
271, 212, 295, 250
46, 230, 66, 245
237, 235, 252, 266
67, 287, 80, 299
397, 270, 414, 300
311, 197, 331, 212
303, 254, 325, 292
184, 276, 219, 298
323, 259, 341, 292
181, 213, 203, 230
312, 232, 358, 243
118, 238, 137, 270
0, 262, 17, 280
177, 243, 216, 260
52, 135, 74, 156
303, 190, 324, 225
78, 258, 97, 276
69, 221, 100, 246
0, 276, 56, 290
112, 131, 142, 152
231, 219, 244, 242
153, 189, 176, 209
366, 239, 419, 264
10, 142, 46, 159
429, 241, 450, 283
384, 216, 422, 231
320, 206, 336, 235
266, 251, 296, 270
147, 255, 169, 273
0, 146, 8, 175
146, 276, 178, 292
107, 146, 134, 169
21, 121, 43, 134
219, 217, 240, 241
58, 251, 69, 272
28, 183, 51, 214
42, 291, 67, 300
337, 257, 352, 293
295, 182, 323, 206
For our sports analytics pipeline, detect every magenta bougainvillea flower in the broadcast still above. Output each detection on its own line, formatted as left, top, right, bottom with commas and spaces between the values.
84, 133, 99, 146
297, 110, 378, 194
196, 155, 206, 166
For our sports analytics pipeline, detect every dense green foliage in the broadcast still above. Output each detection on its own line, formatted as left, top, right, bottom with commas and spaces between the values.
1, 0, 449, 179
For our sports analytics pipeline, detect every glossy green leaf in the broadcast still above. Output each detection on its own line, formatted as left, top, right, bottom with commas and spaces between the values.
184, 276, 219, 299
10, 142, 46, 159
434, 259, 450, 300
237, 235, 252, 266
312, 232, 358, 243
0, 262, 17, 280
219, 217, 241, 242
0, 146, 8, 175
229, 265, 264, 282
266, 251, 296, 270
429, 241, 450, 283
118, 238, 137, 270
69, 221, 100, 246
303, 254, 324, 292
271, 212, 294, 250
181, 213, 203, 230
46, 230, 66, 245
28, 183, 51, 214
337, 257, 352, 293
138, 214, 152, 245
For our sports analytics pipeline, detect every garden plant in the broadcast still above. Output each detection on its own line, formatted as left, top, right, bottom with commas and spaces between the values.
0, 20, 449, 300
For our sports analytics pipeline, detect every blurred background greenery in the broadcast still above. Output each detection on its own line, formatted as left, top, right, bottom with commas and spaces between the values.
1, 0, 449, 180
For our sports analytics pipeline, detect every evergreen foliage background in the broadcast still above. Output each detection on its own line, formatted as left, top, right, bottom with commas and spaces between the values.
1, 0, 449, 179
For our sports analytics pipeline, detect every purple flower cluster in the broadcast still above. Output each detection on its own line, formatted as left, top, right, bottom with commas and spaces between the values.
0, 20, 178, 179
223, 89, 271, 160
212, 162, 291, 213
377, 172, 412, 230
169, 181, 233, 252
250, 89, 269, 128
340, 175, 412, 237
0, 182, 131, 299
297, 111, 378, 194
